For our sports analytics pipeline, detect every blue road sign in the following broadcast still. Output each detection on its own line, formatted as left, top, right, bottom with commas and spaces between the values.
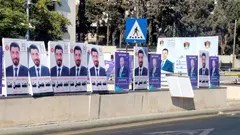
125, 18, 147, 43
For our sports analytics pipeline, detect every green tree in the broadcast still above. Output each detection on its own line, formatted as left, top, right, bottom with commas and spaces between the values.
0, 0, 70, 45
85, 0, 106, 44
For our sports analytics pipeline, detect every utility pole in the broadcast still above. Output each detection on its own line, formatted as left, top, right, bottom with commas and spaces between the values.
26, 0, 30, 41
106, 0, 110, 46
232, 19, 237, 68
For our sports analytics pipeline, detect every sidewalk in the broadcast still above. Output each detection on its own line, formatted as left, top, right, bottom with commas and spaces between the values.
1, 102, 240, 135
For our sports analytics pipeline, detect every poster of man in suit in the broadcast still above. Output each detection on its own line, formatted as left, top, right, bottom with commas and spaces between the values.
88, 45, 108, 92
209, 56, 219, 88
148, 54, 161, 90
115, 52, 130, 92
28, 41, 53, 95
161, 48, 174, 73
186, 55, 198, 88
69, 43, 88, 92
198, 51, 209, 88
2, 38, 29, 96
49, 41, 70, 93
104, 60, 115, 80
134, 47, 148, 90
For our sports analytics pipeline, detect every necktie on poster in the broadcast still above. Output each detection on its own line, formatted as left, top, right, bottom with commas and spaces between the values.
14, 68, 18, 77
37, 68, 40, 77
77, 68, 79, 76
58, 68, 61, 76
96, 69, 99, 76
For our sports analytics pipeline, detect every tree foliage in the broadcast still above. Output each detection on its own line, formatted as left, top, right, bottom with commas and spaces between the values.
82, 0, 240, 55
0, 0, 70, 44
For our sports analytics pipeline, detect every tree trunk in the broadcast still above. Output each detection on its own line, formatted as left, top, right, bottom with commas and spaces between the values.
220, 34, 228, 55
96, 21, 99, 45
148, 19, 152, 46
112, 29, 117, 46
106, 22, 110, 46
119, 31, 123, 48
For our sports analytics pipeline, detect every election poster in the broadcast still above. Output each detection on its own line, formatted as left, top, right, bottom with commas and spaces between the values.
115, 52, 130, 92
209, 56, 220, 88
27, 41, 53, 95
157, 38, 175, 73
49, 41, 70, 93
198, 51, 209, 88
69, 43, 88, 92
134, 47, 148, 90
2, 38, 29, 96
87, 44, 108, 92
0, 47, 2, 95
148, 54, 161, 90
186, 55, 198, 88
104, 60, 115, 80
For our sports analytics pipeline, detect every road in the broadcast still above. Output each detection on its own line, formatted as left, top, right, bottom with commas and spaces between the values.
52, 113, 240, 135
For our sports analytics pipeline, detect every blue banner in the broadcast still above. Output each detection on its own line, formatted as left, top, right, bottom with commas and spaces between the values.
0, 47, 2, 95
186, 55, 198, 88
209, 56, 219, 88
104, 60, 115, 80
148, 54, 161, 90
114, 52, 130, 92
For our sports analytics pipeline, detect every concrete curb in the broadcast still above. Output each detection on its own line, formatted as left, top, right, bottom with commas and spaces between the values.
1, 105, 240, 135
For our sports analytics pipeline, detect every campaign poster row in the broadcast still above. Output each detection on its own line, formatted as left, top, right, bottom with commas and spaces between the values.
115, 47, 162, 91
2, 38, 108, 96
186, 53, 219, 88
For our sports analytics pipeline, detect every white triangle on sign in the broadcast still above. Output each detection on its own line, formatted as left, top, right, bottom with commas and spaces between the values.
126, 20, 145, 40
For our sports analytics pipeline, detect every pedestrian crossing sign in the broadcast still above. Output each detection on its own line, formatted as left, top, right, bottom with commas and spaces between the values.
125, 18, 147, 43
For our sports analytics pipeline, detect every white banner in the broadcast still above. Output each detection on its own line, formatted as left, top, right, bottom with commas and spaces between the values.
2, 38, 29, 96
87, 44, 108, 92
27, 41, 53, 95
49, 41, 70, 93
157, 36, 218, 74
134, 47, 149, 90
69, 43, 88, 92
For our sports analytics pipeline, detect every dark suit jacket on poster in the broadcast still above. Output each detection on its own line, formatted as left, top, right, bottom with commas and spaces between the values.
6, 65, 28, 77
29, 65, 50, 77
134, 67, 148, 76
188, 67, 197, 77
90, 66, 106, 76
150, 67, 160, 77
199, 68, 209, 76
70, 66, 88, 76
51, 66, 69, 76
117, 67, 129, 77
161, 59, 174, 73
210, 68, 219, 77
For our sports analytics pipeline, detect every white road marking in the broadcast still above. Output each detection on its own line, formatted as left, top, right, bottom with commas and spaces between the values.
143, 128, 215, 135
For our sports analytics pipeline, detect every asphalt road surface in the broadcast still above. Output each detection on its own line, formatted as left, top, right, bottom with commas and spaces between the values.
55, 113, 240, 135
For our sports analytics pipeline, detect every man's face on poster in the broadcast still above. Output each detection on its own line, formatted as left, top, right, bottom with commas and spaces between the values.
92, 51, 99, 67
202, 55, 206, 68
153, 58, 157, 67
10, 47, 20, 66
55, 49, 63, 67
138, 52, 144, 67
74, 50, 81, 67
212, 60, 216, 68
191, 59, 195, 68
162, 50, 168, 61
120, 57, 125, 67
30, 49, 40, 67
